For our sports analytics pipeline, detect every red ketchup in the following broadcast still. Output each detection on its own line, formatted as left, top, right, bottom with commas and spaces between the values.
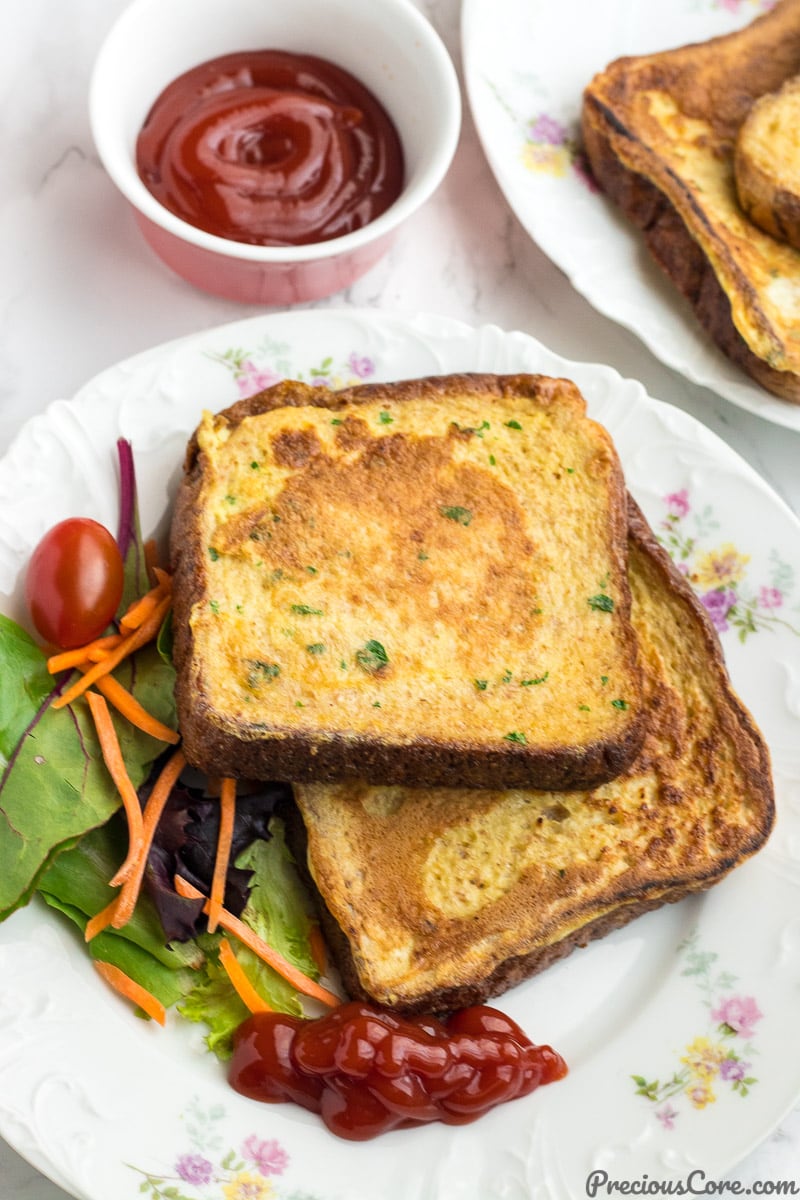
229, 1001, 567, 1140
135, 51, 404, 247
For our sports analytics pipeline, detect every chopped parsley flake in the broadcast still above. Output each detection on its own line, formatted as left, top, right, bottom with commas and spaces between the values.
505, 419, 523, 431
208, 546, 220, 562
601, 675, 609, 686
225, 494, 237, 505
379, 411, 394, 425
418, 551, 429, 562
566, 467, 575, 474
611, 698, 630, 710
306, 643, 325, 655
452, 420, 490, 437
502, 669, 512, 684
295, 701, 305, 708
475, 679, 488, 691
306, 566, 318, 574
246, 660, 280, 687
588, 594, 614, 613
504, 731, 527, 745
373, 701, 382, 708
331, 417, 343, 426
250, 461, 260, 470
340, 660, 347, 670
521, 672, 549, 686
209, 600, 220, 614
579, 705, 591, 712
488, 454, 497, 466
291, 604, 324, 616
355, 639, 389, 673
440, 505, 472, 526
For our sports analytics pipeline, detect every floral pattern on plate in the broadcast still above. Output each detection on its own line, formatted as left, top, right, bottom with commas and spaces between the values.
699, 0, 776, 13
131, 1100, 320, 1200
521, 113, 597, 191
633, 930, 762, 1127
659, 488, 800, 640
207, 336, 376, 398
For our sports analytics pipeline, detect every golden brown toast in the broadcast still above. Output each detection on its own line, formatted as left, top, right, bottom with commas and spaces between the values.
581, 0, 800, 403
170, 373, 645, 791
735, 73, 800, 250
290, 500, 774, 1014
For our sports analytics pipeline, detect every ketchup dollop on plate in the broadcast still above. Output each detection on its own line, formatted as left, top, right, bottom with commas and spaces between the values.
230, 1000, 567, 1140
136, 51, 404, 247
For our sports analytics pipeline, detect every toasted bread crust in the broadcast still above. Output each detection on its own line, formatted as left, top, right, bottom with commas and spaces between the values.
581, 0, 800, 403
171, 373, 645, 791
289, 499, 774, 1014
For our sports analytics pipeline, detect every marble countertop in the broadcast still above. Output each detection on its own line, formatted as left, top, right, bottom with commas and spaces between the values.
1, 1, 798, 1196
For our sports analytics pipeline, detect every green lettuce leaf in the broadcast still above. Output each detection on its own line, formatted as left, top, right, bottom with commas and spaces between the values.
37, 816, 202, 970
177, 818, 320, 1058
235, 819, 320, 1004
41, 896, 198, 1011
176, 957, 250, 1057
0, 615, 176, 921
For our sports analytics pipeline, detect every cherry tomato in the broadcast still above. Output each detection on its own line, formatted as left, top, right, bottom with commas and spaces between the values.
25, 518, 124, 649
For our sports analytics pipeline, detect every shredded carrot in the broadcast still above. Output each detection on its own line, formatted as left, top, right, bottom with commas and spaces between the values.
309, 923, 328, 975
47, 634, 122, 675
110, 748, 186, 907
87, 668, 180, 744
152, 566, 173, 591
119, 583, 168, 633
93, 960, 166, 1025
85, 896, 121, 943
208, 777, 236, 934
218, 937, 274, 1014
174, 875, 340, 1008
86, 691, 144, 882
87, 636, 124, 661
52, 592, 171, 710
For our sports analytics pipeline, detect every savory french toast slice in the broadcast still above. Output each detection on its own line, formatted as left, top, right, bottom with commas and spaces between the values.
735, 73, 800, 250
581, 0, 800, 402
170, 373, 645, 791
290, 500, 774, 1014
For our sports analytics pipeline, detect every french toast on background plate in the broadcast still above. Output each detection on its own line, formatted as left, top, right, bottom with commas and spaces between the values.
735, 73, 800, 252
289, 500, 774, 1014
582, 0, 800, 403
170, 373, 645, 792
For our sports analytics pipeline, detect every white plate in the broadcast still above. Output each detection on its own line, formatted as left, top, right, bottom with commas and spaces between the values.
1, 310, 800, 1200
461, 0, 800, 431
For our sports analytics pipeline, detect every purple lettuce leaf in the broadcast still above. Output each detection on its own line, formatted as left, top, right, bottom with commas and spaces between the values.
137, 761, 292, 943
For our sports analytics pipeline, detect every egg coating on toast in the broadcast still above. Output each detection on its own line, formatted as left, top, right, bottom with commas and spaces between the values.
170, 373, 644, 790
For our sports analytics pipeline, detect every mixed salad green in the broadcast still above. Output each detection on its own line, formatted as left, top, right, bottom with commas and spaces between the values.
0, 438, 323, 1055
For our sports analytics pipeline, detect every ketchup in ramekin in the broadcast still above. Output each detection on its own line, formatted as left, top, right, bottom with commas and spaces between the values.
135, 51, 404, 247
230, 1000, 567, 1141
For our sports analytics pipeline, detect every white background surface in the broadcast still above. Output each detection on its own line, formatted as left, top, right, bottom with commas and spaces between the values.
1, 0, 798, 1195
